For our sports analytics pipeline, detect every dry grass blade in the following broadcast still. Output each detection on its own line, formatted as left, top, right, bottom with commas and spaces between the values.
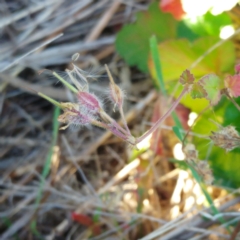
1, 1, 240, 239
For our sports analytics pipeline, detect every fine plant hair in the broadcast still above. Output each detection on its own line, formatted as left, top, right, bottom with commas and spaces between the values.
38, 55, 240, 186
39, 59, 240, 147
38, 58, 190, 146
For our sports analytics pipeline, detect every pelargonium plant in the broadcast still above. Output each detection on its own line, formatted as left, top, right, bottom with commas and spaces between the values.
38, 56, 240, 150
39, 60, 191, 147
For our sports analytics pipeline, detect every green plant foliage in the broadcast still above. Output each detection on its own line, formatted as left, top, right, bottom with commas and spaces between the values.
170, 158, 188, 170
115, 2, 177, 72
150, 35, 166, 94
148, 37, 235, 112
31, 106, 60, 237
191, 82, 206, 99
198, 74, 222, 105
174, 88, 214, 115
116, 0, 239, 190
176, 21, 199, 41
116, 2, 232, 73
179, 69, 195, 85
184, 11, 232, 37
172, 126, 183, 141
149, 37, 235, 83
193, 97, 240, 188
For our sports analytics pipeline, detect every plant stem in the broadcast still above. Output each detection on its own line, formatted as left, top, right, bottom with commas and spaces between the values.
136, 87, 188, 143
150, 35, 184, 140
99, 109, 129, 135
38, 92, 62, 108
53, 71, 78, 93
119, 106, 131, 135
104, 64, 132, 135
224, 89, 240, 111
92, 119, 129, 142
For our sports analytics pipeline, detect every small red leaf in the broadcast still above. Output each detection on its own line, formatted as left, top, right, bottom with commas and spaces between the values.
159, 0, 185, 20
72, 212, 93, 226
235, 64, 240, 74
92, 225, 101, 236
179, 69, 195, 85
225, 74, 240, 98
190, 82, 206, 99
72, 212, 102, 236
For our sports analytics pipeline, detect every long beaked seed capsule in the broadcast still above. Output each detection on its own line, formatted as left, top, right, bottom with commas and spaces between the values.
109, 83, 124, 109
105, 65, 124, 109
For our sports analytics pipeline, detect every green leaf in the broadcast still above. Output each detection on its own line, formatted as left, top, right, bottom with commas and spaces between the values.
184, 11, 232, 37
193, 97, 240, 188
149, 37, 234, 83
191, 82, 206, 99
170, 158, 188, 170
179, 69, 195, 85
198, 74, 222, 105
150, 35, 166, 94
115, 2, 177, 72
31, 106, 60, 237
172, 126, 183, 141
176, 21, 199, 41
150, 35, 185, 138
149, 37, 235, 112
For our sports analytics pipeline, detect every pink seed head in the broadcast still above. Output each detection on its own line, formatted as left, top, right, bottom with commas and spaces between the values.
77, 92, 101, 114
58, 102, 92, 129
66, 112, 91, 126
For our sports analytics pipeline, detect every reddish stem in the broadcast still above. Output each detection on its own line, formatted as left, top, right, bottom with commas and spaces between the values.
99, 109, 129, 135
119, 106, 131, 135
136, 87, 188, 144
224, 89, 240, 111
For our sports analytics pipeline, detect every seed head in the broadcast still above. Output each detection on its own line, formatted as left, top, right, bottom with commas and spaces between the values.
209, 125, 240, 151
58, 102, 92, 129
197, 161, 214, 185
77, 91, 101, 115
109, 83, 124, 109
183, 143, 198, 161
183, 143, 213, 185
105, 65, 125, 110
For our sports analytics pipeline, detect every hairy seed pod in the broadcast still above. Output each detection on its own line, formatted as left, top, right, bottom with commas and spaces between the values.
209, 125, 240, 152
77, 92, 101, 115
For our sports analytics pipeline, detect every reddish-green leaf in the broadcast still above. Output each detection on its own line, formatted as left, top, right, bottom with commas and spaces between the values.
191, 82, 206, 99
72, 213, 93, 226
72, 212, 101, 236
192, 97, 240, 188
149, 38, 235, 84
198, 74, 222, 105
224, 74, 240, 98
179, 69, 195, 85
